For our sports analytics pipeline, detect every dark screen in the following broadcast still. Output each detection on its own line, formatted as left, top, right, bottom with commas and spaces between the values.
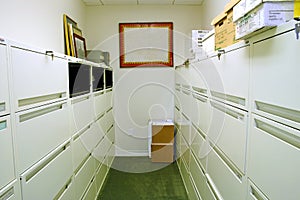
105, 69, 113, 89
68, 63, 90, 97
92, 67, 104, 92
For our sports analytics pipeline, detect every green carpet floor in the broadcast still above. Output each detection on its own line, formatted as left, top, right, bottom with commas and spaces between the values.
97, 157, 188, 200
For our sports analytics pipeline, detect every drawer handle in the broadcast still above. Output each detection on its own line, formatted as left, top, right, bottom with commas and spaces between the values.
23, 142, 70, 182
73, 124, 91, 141
211, 143, 243, 181
0, 120, 7, 131
74, 154, 91, 175
94, 91, 104, 97
182, 113, 190, 121
193, 93, 207, 103
255, 101, 300, 124
255, 119, 300, 149
71, 95, 89, 104
53, 177, 72, 200
107, 124, 114, 133
249, 184, 269, 200
192, 86, 207, 96
211, 90, 246, 107
19, 104, 65, 123
205, 173, 224, 200
106, 107, 113, 113
96, 112, 105, 121
18, 92, 66, 107
0, 187, 14, 200
0, 102, 5, 112
182, 89, 191, 95
211, 102, 245, 121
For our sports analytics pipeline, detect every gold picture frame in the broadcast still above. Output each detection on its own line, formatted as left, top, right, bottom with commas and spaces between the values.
63, 14, 78, 56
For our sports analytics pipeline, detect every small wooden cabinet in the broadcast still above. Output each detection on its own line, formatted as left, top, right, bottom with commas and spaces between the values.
149, 120, 174, 163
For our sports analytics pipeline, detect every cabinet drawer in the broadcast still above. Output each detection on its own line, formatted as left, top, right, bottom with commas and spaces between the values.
193, 94, 212, 136
179, 134, 189, 159
95, 163, 108, 192
177, 114, 191, 145
20, 143, 72, 200
0, 180, 21, 200
248, 114, 300, 200
191, 125, 209, 170
0, 43, 9, 116
93, 92, 106, 118
55, 179, 74, 200
246, 179, 268, 200
107, 145, 115, 167
180, 88, 192, 118
16, 101, 69, 172
207, 148, 247, 200
105, 91, 113, 111
80, 122, 103, 153
209, 101, 248, 172
82, 177, 97, 200
210, 45, 250, 109
93, 136, 112, 164
252, 30, 300, 129
105, 108, 114, 133
73, 155, 96, 199
175, 88, 181, 110
72, 128, 93, 171
190, 152, 206, 196
188, 176, 200, 200
71, 95, 93, 134
11, 47, 67, 111
107, 124, 115, 143
0, 116, 15, 190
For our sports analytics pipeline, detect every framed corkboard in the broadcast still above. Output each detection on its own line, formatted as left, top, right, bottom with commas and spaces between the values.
119, 22, 173, 68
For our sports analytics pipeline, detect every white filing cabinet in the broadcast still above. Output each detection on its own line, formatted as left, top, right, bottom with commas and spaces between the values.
252, 28, 300, 130
0, 116, 15, 190
210, 45, 250, 109
207, 147, 247, 200
20, 143, 73, 200
0, 43, 10, 116
0, 180, 21, 200
208, 100, 248, 172
15, 101, 69, 173
70, 95, 93, 135
247, 114, 300, 200
10, 46, 68, 111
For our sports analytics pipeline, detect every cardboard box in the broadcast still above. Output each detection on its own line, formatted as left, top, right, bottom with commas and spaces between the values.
151, 122, 174, 163
212, 0, 241, 50
233, 0, 246, 22
151, 144, 174, 163
245, 0, 294, 14
235, 1, 294, 39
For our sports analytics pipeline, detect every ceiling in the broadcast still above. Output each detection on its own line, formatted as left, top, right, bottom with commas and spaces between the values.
82, 0, 204, 6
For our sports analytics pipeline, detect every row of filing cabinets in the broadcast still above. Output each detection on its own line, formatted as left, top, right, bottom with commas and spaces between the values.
175, 21, 300, 200
0, 38, 115, 200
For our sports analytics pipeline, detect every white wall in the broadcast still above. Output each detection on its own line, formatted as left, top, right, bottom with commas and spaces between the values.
201, 0, 229, 30
85, 5, 202, 156
0, 0, 86, 54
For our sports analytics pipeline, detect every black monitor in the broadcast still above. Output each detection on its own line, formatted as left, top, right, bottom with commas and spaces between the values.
68, 63, 90, 97
92, 67, 104, 92
105, 69, 113, 89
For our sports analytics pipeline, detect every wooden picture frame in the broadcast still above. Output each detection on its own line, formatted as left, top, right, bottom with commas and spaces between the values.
119, 22, 173, 68
63, 14, 78, 56
73, 33, 87, 59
